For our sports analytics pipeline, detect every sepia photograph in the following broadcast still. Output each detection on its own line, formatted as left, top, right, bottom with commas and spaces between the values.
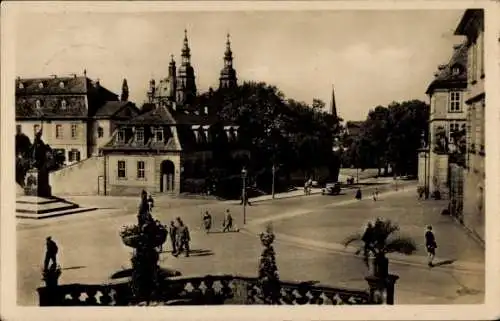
1, 1, 499, 320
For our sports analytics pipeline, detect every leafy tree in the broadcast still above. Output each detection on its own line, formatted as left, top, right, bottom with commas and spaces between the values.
312, 98, 326, 111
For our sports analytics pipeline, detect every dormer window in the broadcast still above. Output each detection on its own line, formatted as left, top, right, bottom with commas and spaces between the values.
204, 106, 208, 115
61, 100, 67, 109
136, 127, 144, 143
35, 100, 41, 109
153, 127, 163, 142
59, 81, 65, 89
18, 82, 24, 89
38, 82, 44, 89
117, 129, 126, 143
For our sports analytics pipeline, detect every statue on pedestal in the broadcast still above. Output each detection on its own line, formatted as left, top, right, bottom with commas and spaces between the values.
23, 129, 52, 197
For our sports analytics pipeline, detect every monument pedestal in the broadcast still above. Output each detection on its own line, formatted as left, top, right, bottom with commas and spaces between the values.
17, 168, 96, 219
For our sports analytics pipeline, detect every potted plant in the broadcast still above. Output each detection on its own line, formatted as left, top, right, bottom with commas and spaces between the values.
343, 219, 416, 278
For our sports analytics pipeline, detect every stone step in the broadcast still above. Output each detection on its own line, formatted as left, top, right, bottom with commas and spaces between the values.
16, 207, 98, 219
16, 195, 61, 205
16, 201, 78, 214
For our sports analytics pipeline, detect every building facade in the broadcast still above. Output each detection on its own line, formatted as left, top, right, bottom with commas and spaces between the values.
101, 31, 246, 196
15, 73, 139, 165
420, 42, 468, 197
455, 9, 485, 241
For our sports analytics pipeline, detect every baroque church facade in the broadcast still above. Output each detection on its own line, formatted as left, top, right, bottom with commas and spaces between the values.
100, 31, 247, 196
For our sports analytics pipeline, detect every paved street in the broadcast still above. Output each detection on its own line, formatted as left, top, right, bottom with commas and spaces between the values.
17, 181, 484, 305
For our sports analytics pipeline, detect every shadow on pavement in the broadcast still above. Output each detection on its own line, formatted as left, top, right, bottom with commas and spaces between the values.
187, 249, 214, 257
62, 266, 86, 271
110, 267, 181, 280
433, 259, 456, 267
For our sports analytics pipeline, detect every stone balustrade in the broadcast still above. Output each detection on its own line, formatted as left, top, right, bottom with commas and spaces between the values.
37, 274, 384, 306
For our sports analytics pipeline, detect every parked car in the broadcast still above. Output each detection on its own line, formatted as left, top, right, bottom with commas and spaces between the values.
322, 182, 341, 195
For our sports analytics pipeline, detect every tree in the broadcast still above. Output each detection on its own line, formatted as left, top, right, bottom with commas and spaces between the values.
312, 98, 326, 111
343, 218, 416, 278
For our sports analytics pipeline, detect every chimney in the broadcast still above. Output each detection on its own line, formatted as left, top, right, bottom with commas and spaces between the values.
83, 69, 87, 77
438, 64, 447, 70
95, 78, 100, 88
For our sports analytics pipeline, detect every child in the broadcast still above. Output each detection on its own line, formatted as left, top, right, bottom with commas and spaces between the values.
425, 225, 437, 267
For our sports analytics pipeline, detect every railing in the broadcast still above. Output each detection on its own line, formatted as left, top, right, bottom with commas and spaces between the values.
37, 274, 381, 306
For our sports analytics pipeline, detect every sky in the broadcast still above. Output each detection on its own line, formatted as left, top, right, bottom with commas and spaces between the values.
14, 8, 466, 121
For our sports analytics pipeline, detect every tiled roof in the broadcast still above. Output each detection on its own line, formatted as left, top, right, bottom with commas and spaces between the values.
123, 105, 177, 125
426, 42, 468, 94
95, 101, 139, 118
16, 76, 89, 95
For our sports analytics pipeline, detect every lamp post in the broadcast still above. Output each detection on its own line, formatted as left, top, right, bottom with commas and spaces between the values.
271, 164, 276, 199
241, 167, 247, 225
422, 131, 429, 200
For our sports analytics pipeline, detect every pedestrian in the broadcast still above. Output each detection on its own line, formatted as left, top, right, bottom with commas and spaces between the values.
44, 236, 58, 271
203, 211, 212, 234
360, 222, 374, 267
425, 225, 437, 267
355, 188, 362, 200
169, 221, 177, 256
223, 209, 233, 232
175, 217, 190, 257
138, 190, 149, 227
147, 193, 155, 213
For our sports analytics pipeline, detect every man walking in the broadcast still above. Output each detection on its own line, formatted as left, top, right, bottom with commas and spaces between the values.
175, 217, 190, 257
425, 225, 437, 267
223, 209, 233, 232
44, 236, 58, 271
169, 221, 177, 256
203, 211, 212, 234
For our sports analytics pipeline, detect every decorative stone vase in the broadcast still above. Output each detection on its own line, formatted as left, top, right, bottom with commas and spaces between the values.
120, 223, 167, 249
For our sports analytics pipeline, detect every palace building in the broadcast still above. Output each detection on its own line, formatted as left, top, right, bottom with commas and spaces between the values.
15, 73, 140, 165
100, 31, 247, 196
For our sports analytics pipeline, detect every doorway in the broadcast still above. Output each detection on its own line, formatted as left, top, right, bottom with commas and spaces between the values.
160, 160, 175, 192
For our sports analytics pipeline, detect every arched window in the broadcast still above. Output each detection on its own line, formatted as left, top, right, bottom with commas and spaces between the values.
35, 100, 41, 109
38, 82, 44, 89
18, 83, 24, 89
59, 81, 65, 89
61, 100, 67, 109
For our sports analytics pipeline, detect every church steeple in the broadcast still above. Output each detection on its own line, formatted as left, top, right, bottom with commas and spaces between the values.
176, 29, 197, 105
219, 33, 238, 89
330, 84, 338, 119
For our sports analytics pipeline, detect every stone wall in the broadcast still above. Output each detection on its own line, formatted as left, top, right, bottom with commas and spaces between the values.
49, 156, 104, 195
462, 153, 485, 241
429, 152, 449, 198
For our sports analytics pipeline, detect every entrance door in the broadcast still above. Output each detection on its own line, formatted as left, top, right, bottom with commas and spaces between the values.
160, 160, 175, 192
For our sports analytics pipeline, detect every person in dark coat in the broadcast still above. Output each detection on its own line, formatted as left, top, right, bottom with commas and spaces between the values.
44, 236, 58, 271
175, 217, 190, 257
425, 225, 437, 267
147, 193, 154, 213
203, 211, 212, 234
223, 209, 233, 232
138, 190, 149, 227
355, 188, 362, 200
169, 221, 177, 255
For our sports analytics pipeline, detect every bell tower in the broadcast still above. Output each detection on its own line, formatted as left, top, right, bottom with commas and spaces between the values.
219, 33, 238, 89
176, 29, 197, 105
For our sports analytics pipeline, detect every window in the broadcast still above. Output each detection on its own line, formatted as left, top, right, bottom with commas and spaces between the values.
68, 149, 81, 162
117, 129, 126, 143
154, 128, 163, 142
71, 124, 78, 139
59, 81, 65, 89
136, 127, 144, 143
61, 100, 67, 109
35, 100, 41, 109
452, 67, 460, 76
38, 82, 44, 89
55, 125, 63, 138
97, 127, 104, 138
449, 122, 460, 140
449, 92, 461, 112
137, 161, 145, 179
33, 125, 40, 136
16, 125, 21, 134
117, 160, 126, 178
18, 83, 24, 89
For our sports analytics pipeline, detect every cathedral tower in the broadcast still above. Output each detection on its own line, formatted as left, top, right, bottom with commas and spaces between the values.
176, 29, 197, 105
330, 84, 338, 119
219, 33, 238, 89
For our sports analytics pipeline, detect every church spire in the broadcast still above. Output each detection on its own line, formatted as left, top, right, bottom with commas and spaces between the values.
181, 29, 191, 64
330, 84, 338, 119
219, 33, 237, 90
176, 29, 197, 105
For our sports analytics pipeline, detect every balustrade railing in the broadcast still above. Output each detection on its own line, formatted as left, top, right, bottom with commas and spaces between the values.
37, 274, 382, 306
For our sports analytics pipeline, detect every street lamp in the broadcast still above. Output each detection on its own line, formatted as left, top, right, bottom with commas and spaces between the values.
421, 131, 429, 199
271, 164, 276, 199
241, 167, 247, 225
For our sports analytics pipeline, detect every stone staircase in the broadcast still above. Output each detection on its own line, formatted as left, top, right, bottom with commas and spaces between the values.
16, 195, 97, 219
